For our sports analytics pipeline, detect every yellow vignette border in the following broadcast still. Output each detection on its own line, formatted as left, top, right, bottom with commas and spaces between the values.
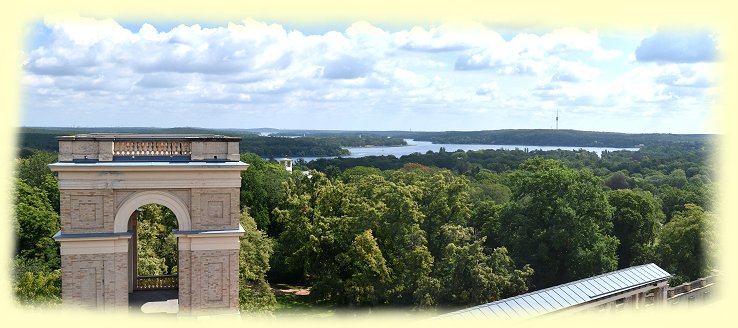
1, 1, 734, 328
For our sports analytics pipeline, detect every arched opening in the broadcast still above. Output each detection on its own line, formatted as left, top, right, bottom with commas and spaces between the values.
114, 191, 191, 315
128, 204, 179, 314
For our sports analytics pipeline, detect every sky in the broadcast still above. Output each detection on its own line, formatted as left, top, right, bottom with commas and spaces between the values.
20, 14, 719, 133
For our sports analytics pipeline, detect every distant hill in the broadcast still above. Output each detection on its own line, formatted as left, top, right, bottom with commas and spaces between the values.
404, 129, 712, 148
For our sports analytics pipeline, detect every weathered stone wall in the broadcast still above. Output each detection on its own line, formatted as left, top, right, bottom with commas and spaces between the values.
60, 252, 128, 310
178, 249, 192, 312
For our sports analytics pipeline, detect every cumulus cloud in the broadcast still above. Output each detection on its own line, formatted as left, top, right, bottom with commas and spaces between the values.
533, 80, 621, 108
136, 73, 191, 89
550, 61, 599, 82
321, 55, 373, 79
476, 82, 499, 98
395, 23, 503, 52
453, 28, 618, 75
21, 15, 716, 132
635, 30, 717, 63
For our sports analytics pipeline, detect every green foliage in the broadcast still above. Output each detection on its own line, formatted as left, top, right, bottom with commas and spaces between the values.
500, 158, 618, 289
435, 238, 532, 305
658, 184, 710, 222
14, 128, 714, 310
14, 270, 62, 305
13, 179, 60, 267
470, 200, 503, 249
240, 153, 292, 233
239, 209, 278, 312
15, 150, 60, 212
272, 169, 531, 308
15, 150, 57, 186
136, 204, 178, 275
607, 189, 664, 268
344, 230, 390, 305
654, 204, 716, 285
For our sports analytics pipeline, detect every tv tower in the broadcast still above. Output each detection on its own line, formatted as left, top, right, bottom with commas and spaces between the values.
556, 108, 559, 130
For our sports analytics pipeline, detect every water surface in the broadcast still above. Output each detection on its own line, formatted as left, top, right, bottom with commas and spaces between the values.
294, 139, 639, 162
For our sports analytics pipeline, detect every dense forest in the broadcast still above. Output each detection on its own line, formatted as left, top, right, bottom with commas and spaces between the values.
12, 132, 716, 314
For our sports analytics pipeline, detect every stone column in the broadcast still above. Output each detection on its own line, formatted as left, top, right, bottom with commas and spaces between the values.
655, 285, 668, 307
175, 226, 244, 316
126, 210, 140, 293
54, 233, 132, 311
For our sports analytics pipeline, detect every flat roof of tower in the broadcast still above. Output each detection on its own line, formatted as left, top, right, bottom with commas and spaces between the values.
56, 133, 241, 141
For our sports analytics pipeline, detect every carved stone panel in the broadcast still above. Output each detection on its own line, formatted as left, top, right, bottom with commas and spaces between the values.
71, 195, 104, 230
191, 251, 234, 310
191, 188, 238, 230
71, 259, 104, 309
205, 262, 224, 303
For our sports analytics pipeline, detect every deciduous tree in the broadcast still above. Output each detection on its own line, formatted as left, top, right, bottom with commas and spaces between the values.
500, 158, 618, 289
607, 189, 663, 268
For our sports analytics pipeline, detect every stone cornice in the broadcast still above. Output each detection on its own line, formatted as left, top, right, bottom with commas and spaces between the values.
49, 161, 249, 172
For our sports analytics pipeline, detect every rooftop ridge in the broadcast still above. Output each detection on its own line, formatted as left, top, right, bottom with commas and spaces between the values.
447, 263, 671, 318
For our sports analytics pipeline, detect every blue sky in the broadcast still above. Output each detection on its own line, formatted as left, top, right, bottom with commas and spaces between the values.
20, 14, 718, 133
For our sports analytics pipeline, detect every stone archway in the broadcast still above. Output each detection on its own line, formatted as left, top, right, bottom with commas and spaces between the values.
50, 134, 248, 315
116, 191, 187, 300
114, 190, 191, 233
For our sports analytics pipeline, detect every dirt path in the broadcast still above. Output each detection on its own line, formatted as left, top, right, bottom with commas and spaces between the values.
272, 286, 310, 296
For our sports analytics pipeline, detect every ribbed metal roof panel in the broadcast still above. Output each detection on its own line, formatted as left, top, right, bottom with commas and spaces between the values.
440, 263, 671, 319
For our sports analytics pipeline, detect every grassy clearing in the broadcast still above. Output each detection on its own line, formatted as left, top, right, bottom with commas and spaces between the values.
271, 283, 335, 318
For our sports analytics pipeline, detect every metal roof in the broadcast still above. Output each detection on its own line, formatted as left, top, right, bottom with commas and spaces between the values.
440, 263, 671, 320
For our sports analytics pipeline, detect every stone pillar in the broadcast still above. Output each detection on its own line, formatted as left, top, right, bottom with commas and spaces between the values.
227, 142, 240, 161
624, 294, 637, 309
127, 210, 140, 293
655, 285, 668, 307
175, 227, 244, 316
54, 233, 132, 311
99, 141, 114, 161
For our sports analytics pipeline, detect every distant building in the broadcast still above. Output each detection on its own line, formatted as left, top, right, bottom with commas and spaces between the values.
278, 158, 293, 172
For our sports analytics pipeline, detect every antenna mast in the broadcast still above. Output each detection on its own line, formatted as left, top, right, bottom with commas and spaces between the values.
556, 109, 559, 130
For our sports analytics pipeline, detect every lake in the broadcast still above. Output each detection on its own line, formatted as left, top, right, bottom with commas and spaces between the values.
295, 139, 639, 162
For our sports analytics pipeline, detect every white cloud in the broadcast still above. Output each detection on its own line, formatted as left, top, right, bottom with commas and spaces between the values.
21, 15, 716, 132
551, 61, 599, 82
476, 82, 499, 98
453, 28, 618, 76
395, 23, 504, 52
592, 47, 623, 61
635, 30, 717, 63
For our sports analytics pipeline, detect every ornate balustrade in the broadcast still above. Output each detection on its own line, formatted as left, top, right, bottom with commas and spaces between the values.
114, 141, 191, 157
136, 274, 178, 290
